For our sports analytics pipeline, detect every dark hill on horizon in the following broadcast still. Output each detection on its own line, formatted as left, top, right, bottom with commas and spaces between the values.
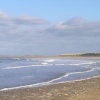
59, 53, 100, 57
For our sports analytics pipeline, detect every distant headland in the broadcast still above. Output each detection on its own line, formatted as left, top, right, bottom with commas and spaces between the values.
59, 53, 100, 57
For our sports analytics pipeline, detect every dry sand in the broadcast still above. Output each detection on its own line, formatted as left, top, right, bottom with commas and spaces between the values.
0, 76, 100, 100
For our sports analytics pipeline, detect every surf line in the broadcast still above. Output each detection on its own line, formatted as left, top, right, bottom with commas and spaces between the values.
1, 68, 100, 91
2, 64, 53, 70
45, 68, 100, 83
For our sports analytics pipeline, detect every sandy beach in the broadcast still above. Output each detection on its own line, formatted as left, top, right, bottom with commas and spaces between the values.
0, 76, 100, 100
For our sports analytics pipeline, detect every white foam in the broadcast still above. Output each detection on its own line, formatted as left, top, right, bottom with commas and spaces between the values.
0, 81, 50, 91
0, 68, 100, 91
47, 75, 100, 86
11, 58, 20, 60
55, 64, 65, 65
44, 59, 55, 62
41, 62, 48, 65
46, 68, 100, 83
69, 62, 96, 66
2, 64, 52, 70
1, 72, 100, 92
47, 69, 94, 83
0, 59, 99, 91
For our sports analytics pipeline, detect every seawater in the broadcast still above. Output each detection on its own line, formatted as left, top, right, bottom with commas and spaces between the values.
0, 58, 100, 91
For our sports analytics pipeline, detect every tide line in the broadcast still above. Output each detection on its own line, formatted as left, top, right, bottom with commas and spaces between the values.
0, 68, 98, 91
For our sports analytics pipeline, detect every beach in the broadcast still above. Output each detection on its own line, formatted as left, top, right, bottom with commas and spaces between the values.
0, 57, 100, 100
0, 76, 100, 100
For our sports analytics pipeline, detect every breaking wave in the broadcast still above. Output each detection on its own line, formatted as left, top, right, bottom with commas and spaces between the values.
0, 58, 100, 91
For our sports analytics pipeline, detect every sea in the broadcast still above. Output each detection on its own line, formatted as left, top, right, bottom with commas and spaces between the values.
0, 58, 100, 91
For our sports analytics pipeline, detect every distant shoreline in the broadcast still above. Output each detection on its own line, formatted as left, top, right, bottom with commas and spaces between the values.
0, 53, 100, 58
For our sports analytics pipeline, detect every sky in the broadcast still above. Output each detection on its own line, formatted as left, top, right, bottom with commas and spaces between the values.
0, 0, 100, 56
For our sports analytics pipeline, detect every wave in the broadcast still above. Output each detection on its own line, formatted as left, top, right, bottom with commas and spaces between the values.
1, 73, 100, 92
69, 61, 96, 66
1, 68, 100, 91
0, 82, 49, 91
1, 60, 96, 70
48, 68, 100, 83
53, 61, 96, 66
46, 68, 94, 83
12, 58, 21, 60
55, 64, 65, 65
43, 59, 55, 62
41, 62, 48, 65
0, 58, 99, 91
2, 64, 53, 70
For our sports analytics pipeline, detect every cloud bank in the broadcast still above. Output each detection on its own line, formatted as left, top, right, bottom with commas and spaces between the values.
45, 17, 100, 37
0, 12, 100, 55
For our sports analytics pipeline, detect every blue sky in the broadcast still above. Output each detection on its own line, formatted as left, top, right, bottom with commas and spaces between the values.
0, 0, 100, 56
1, 0, 100, 22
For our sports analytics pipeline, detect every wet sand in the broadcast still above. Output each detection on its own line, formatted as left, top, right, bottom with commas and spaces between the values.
0, 76, 100, 100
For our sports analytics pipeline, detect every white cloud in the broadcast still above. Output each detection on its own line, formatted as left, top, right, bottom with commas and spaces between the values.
45, 17, 100, 37
13, 15, 48, 25
0, 12, 48, 42
0, 12, 100, 55
0, 12, 48, 25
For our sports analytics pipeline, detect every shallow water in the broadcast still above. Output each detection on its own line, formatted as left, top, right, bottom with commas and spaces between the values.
0, 58, 100, 90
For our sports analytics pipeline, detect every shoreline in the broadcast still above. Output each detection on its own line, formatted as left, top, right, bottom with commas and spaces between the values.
0, 57, 100, 100
0, 57, 99, 91
0, 54, 100, 59
0, 76, 100, 100
0, 73, 100, 92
